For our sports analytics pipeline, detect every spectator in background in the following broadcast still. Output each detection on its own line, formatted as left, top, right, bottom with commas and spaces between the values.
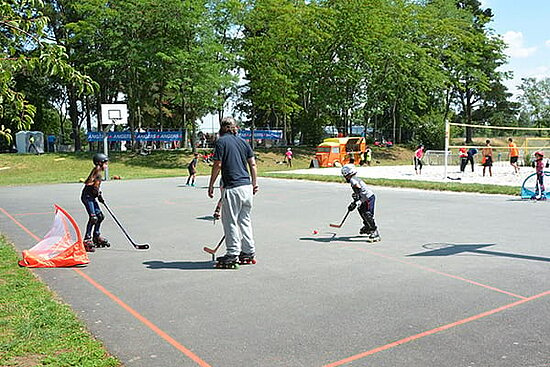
285, 148, 293, 167
365, 146, 372, 166
459, 146, 468, 173
467, 147, 477, 172
508, 138, 520, 175
482, 140, 493, 177
414, 144, 424, 175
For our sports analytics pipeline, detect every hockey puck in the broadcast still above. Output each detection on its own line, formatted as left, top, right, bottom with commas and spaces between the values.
313, 230, 319, 235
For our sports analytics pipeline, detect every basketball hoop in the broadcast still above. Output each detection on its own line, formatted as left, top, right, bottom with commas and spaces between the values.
100, 104, 128, 181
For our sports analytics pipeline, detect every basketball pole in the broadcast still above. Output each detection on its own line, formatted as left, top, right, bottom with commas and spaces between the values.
444, 119, 450, 179
103, 122, 113, 181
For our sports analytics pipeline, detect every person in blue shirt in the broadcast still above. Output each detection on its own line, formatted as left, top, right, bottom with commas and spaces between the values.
208, 117, 258, 268
467, 147, 477, 172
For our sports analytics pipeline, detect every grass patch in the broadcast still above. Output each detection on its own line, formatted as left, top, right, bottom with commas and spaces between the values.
0, 149, 319, 186
0, 236, 120, 367
264, 172, 519, 196
0, 147, 518, 196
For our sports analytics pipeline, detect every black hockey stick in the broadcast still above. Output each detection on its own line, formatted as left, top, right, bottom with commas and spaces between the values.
329, 209, 351, 228
203, 235, 225, 261
101, 202, 150, 250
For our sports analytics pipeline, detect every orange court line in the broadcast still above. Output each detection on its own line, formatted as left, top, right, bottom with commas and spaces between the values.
349, 245, 528, 300
0, 207, 212, 367
0, 207, 41, 241
13, 211, 54, 217
323, 290, 550, 367
74, 269, 213, 367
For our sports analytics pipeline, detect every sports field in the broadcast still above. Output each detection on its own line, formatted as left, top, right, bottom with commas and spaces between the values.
1, 177, 549, 366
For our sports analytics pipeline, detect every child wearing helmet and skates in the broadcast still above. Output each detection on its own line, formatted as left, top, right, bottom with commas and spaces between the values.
81, 153, 110, 252
341, 164, 380, 242
532, 151, 546, 200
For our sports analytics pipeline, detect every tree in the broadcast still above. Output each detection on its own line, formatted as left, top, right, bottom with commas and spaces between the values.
517, 77, 550, 131
0, 0, 96, 146
449, 0, 509, 143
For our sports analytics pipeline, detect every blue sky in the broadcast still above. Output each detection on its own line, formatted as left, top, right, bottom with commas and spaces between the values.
482, 0, 550, 96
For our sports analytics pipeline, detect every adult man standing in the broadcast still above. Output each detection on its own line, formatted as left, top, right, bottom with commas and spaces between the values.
208, 117, 258, 268
482, 139, 493, 177
508, 138, 520, 174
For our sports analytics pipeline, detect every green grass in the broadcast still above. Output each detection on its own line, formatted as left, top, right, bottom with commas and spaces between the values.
0, 149, 313, 186
0, 148, 519, 195
264, 173, 519, 196
0, 237, 120, 366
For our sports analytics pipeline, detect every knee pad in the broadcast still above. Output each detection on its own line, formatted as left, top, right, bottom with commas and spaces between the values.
88, 215, 98, 225
360, 211, 377, 231
96, 211, 105, 223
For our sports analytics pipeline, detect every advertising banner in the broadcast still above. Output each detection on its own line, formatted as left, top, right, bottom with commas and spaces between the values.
87, 131, 182, 142
238, 130, 283, 140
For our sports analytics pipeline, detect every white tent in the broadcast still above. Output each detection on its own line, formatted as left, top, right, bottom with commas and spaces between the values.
15, 131, 44, 154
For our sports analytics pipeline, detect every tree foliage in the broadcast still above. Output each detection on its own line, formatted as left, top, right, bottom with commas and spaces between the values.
1, 0, 525, 150
1, 0, 96, 145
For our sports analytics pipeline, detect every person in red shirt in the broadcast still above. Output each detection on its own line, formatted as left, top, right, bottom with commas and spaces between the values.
459, 147, 468, 173
414, 145, 424, 175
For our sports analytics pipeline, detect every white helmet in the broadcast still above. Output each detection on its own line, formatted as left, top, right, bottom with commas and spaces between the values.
341, 164, 357, 177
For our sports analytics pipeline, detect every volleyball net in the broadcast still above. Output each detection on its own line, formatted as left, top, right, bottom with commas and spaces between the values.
443, 122, 550, 177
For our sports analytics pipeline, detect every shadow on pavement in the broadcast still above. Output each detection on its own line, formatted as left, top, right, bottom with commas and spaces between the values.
409, 243, 550, 263
299, 234, 370, 243
143, 260, 213, 270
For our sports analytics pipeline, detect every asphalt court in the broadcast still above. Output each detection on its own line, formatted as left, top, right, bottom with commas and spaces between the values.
1, 177, 549, 367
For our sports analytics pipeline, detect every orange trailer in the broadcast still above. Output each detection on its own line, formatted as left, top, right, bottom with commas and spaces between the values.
314, 137, 366, 168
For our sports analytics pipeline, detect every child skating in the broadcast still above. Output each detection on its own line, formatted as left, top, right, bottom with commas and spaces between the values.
81, 153, 110, 252
341, 164, 380, 242
186, 153, 198, 186
531, 151, 546, 200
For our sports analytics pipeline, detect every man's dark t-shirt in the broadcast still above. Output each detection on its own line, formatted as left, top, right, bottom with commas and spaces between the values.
213, 134, 254, 189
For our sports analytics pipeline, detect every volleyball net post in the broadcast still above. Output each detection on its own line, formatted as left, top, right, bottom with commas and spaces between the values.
444, 119, 450, 179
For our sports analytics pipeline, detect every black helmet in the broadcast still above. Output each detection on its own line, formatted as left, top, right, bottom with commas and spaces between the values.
92, 153, 109, 165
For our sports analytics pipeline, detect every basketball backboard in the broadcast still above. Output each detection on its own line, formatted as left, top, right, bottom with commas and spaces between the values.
101, 104, 128, 125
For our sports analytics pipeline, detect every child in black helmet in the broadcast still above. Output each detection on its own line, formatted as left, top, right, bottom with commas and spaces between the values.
81, 153, 110, 252
341, 164, 380, 242
186, 153, 199, 186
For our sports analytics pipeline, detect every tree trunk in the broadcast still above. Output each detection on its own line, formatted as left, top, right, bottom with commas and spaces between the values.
465, 89, 473, 144
86, 96, 92, 151
68, 86, 81, 151
392, 101, 397, 143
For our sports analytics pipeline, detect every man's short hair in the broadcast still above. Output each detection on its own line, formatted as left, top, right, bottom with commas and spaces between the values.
221, 117, 236, 127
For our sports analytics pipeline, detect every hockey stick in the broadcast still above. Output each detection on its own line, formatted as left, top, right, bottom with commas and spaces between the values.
101, 202, 150, 250
329, 209, 351, 228
203, 235, 225, 261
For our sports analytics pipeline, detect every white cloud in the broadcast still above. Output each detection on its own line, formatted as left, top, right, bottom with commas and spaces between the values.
530, 66, 550, 80
479, 0, 490, 8
501, 31, 537, 58
546, 40, 550, 47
